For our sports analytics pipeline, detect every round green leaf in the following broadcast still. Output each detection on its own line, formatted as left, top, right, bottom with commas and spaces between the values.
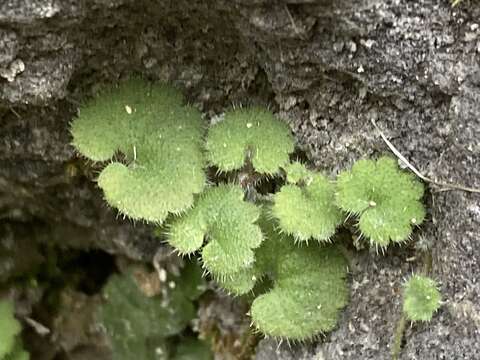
206, 107, 294, 175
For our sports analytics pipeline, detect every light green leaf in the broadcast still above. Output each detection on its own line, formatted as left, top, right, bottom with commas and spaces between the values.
0, 300, 22, 359
336, 157, 425, 247
205, 107, 294, 175
215, 213, 349, 340
252, 215, 348, 340
272, 162, 343, 242
403, 275, 441, 322
168, 184, 263, 278
71, 79, 206, 223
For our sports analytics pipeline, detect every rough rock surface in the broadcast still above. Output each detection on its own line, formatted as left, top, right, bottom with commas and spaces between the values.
254, 339, 315, 360
0, 0, 479, 359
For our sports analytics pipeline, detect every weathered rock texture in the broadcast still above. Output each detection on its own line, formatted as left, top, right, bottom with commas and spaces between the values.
1, 0, 479, 359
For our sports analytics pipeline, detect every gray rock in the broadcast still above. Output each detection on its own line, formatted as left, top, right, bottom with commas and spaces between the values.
0, 30, 18, 68
255, 339, 315, 360
1, 56, 76, 104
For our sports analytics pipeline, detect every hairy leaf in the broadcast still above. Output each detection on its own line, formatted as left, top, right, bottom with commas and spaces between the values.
215, 214, 348, 340
403, 275, 441, 322
336, 157, 425, 247
71, 79, 206, 223
272, 162, 343, 242
205, 107, 294, 175
168, 185, 263, 278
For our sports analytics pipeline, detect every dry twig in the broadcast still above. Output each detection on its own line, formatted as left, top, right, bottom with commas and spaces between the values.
371, 119, 480, 194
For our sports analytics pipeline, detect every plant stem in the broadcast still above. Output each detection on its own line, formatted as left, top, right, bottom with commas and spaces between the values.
392, 314, 407, 360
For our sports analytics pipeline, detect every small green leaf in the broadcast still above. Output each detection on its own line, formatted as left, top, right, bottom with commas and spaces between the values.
205, 107, 294, 175
168, 184, 263, 279
336, 157, 425, 247
284, 161, 311, 184
0, 300, 22, 359
71, 79, 206, 223
403, 275, 441, 322
272, 162, 343, 242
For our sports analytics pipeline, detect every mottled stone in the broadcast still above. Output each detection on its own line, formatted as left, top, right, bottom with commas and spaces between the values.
255, 339, 315, 360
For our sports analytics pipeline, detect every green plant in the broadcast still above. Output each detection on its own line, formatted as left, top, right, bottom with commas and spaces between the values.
72, 80, 430, 342
403, 274, 441, 322
251, 214, 348, 340
205, 107, 294, 175
0, 300, 29, 360
272, 162, 343, 242
71, 79, 205, 223
336, 157, 425, 247
392, 274, 442, 359
168, 184, 263, 280
212, 211, 348, 340
98, 261, 206, 360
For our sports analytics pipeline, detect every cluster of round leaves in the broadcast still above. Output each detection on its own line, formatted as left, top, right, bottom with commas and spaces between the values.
403, 275, 441, 322
271, 157, 425, 248
0, 300, 29, 360
165, 186, 348, 340
71, 79, 429, 340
